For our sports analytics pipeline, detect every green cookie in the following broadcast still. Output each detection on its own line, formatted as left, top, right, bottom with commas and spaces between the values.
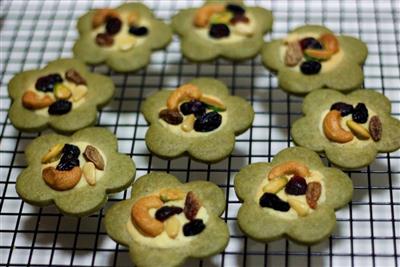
172, 0, 273, 62
141, 78, 254, 163
8, 58, 115, 133
262, 25, 368, 95
16, 127, 136, 217
234, 147, 353, 245
291, 89, 400, 169
104, 172, 229, 267
73, 2, 172, 72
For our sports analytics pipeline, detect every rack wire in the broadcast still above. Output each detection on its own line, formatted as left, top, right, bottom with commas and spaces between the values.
0, 0, 399, 266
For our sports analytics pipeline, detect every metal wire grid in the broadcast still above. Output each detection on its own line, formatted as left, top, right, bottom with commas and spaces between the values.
0, 0, 399, 266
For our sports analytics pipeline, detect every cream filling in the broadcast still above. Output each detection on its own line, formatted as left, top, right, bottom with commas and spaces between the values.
256, 170, 326, 220
126, 198, 209, 248
41, 141, 106, 189
279, 32, 344, 73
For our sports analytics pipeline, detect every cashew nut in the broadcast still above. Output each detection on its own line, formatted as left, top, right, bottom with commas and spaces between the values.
22, 91, 54, 110
131, 195, 164, 237
92, 8, 120, 29
193, 4, 225, 27
200, 95, 226, 110
166, 84, 202, 110
268, 161, 310, 180
319, 33, 339, 53
127, 11, 140, 26
323, 110, 354, 143
346, 120, 370, 140
42, 166, 82, 191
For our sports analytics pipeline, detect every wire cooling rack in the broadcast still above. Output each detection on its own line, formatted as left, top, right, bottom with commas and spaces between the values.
0, 0, 399, 266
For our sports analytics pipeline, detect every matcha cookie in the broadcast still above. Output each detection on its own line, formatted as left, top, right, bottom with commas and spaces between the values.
262, 25, 368, 95
8, 58, 115, 133
141, 78, 254, 163
291, 89, 400, 169
234, 147, 353, 245
16, 127, 135, 217
171, 0, 273, 62
105, 172, 229, 267
73, 3, 172, 72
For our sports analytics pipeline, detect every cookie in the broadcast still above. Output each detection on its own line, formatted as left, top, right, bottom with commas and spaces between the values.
8, 58, 115, 133
104, 172, 229, 267
141, 78, 254, 163
262, 25, 368, 95
291, 89, 400, 169
16, 127, 136, 217
171, 0, 273, 62
234, 147, 353, 245
73, 3, 172, 72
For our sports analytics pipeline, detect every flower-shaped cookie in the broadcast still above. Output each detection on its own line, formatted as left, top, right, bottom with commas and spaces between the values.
16, 127, 136, 217
105, 172, 229, 267
234, 147, 353, 245
262, 25, 368, 95
291, 89, 400, 169
171, 0, 273, 62
141, 78, 254, 163
73, 3, 172, 72
8, 58, 115, 133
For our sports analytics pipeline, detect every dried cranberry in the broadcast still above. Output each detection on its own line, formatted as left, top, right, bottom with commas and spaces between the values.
155, 206, 183, 222
129, 26, 149, 36
330, 102, 354, 116
180, 100, 206, 118
56, 158, 79, 171
105, 16, 122, 35
352, 103, 369, 123
48, 100, 72, 115
183, 219, 205, 236
285, 176, 308, 195
159, 109, 183, 125
209, 24, 230, 39
226, 4, 245, 15
259, 193, 290, 212
194, 112, 222, 132
299, 37, 323, 50
300, 61, 321, 75
35, 74, 63, 92
95, 33, 114, 47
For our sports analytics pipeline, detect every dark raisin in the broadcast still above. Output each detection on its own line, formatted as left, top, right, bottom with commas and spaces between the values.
48, 100, 72, 115
56, 158, 79, 171
159, 109, 183, 125
230, 14, 250, 24
105, 16, 122, 35
285, 176, 308, 195
330, 102, 354, 116
95, 33, 114, 47
194, 111, 222, 132
299, 37, 323, 50
155, 206, 183, 222
65, 69, 87, 85
300, 61, 321, 75
62, 144, 81, 159
226, 4, 245, 15
35, 74, 63, 92
184, 191, 201, 220
352, 103, 369, 123
259, 193, 290, 212
180, 100, 207, 118
128, 26, 149, 36
183, 219, 206, 236
56, 144, 80, 171
209, 24, 230, 39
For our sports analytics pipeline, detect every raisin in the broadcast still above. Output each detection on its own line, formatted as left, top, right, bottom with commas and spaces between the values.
330, 102, 354, 116
369, 115, 382, 141
62, 144, 81, 159
226, 4, 245, 15
159, 109, 183, 125
209, 24, 230, 39
48, 100, 72, 115
300, 61, 321, 75
155, 206, 183, 222
259, 193, 290, 212
306, 182, 322, 209
105, 16, 122, 35
65, 69, 86, 85
56, 158, 79, 171
95, 33, 114, 47
194, 112, 222, 132
128, 26, 149, 36
299, 37, 323, 50
285, 176, 308, 195
352, 103, 368, 123
35, 74, 63, 92
180, 100, 206, 118
56, 144, 80, 171
184, 191, 201, 220
230, 14, 250, 25
183, 219, 205, 236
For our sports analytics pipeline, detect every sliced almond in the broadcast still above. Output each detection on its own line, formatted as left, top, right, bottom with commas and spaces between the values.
116, 34, 137, 51
164, 216, 180, 239
233, 22, 255, 37
72, 84, 88, 102
83, 162, 96, 186
287, 197, 309, 217
181, 114, 195, 132
41, 143, 64, 164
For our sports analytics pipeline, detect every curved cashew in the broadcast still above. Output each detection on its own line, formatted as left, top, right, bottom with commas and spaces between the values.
193, 4, 225, 27
268, 161, 310, 180
200, 95, 226, 110
323, 110, 354, 143
319, 33, 339, 53
22, 91, 54, 110
42, 166, 82, 191
166, 84, 202, 110
92, 8, 120, 29
131, 195, 164, 237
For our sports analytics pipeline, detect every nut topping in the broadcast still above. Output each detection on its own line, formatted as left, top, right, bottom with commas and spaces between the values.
83, 145, 105, 170
183, 191, 201, 220
306, 181, 322, 209
369, 115, 382, 141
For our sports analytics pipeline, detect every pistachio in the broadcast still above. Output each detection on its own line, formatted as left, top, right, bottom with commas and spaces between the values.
262, 176, 288, 194
159, 188, 185, 202
41, 143, 64, 164
346, 120, 370, 140
165, 216, 180, 239
181, 114, 195, 132
42, 166, 81, 191
54, 84, 72, 100
82, 162, 96, 186
287, 197, 309, 217
72, 85, 88, 102
83, 145, 105, 170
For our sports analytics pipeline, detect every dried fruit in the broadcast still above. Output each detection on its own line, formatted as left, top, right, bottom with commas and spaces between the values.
319, 33, 339, 53
22, 91, 54, 110
54, 84, 72, 100
56, 158, 79, 171
183, 219, 205, 236
369, 115, 382, 141
83, 145, 105, 170
299, 37, 323, 50
180, 100, 207, 117
184, 191, 201, 220
259, 192, 290, 212
82, 162, 96, 186
41, 143, 64, 164
306, 181, 322, 209
262, 176, 288, 194
230, 14, 249, 24
165, 216, 180, 239
181, 114, 196, 132
105, 16, 122, 35
284, 41, 303, 67
42, 166, 82, 191
62, 143, 81, 158
159, 109, 183, 125
346, 120, 370, 140
285, 175, 307, 195
209, 23, 230, 38
35, 73, 63, 92
95, 33, 114, 47
194, 111, 222, 132
128, 26, 149, 36
300, 61, 321, 75
287, 197, 309, 217
65, 69, 86, 85
352, 103, 368, 123
330, 102, 353, 116
323, 110, 354, 143
155, 206, 183, 222
48, 100, 72, 115
56, 144, 80, 171
72, 85, 88, 102
226, 4, 245, 15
